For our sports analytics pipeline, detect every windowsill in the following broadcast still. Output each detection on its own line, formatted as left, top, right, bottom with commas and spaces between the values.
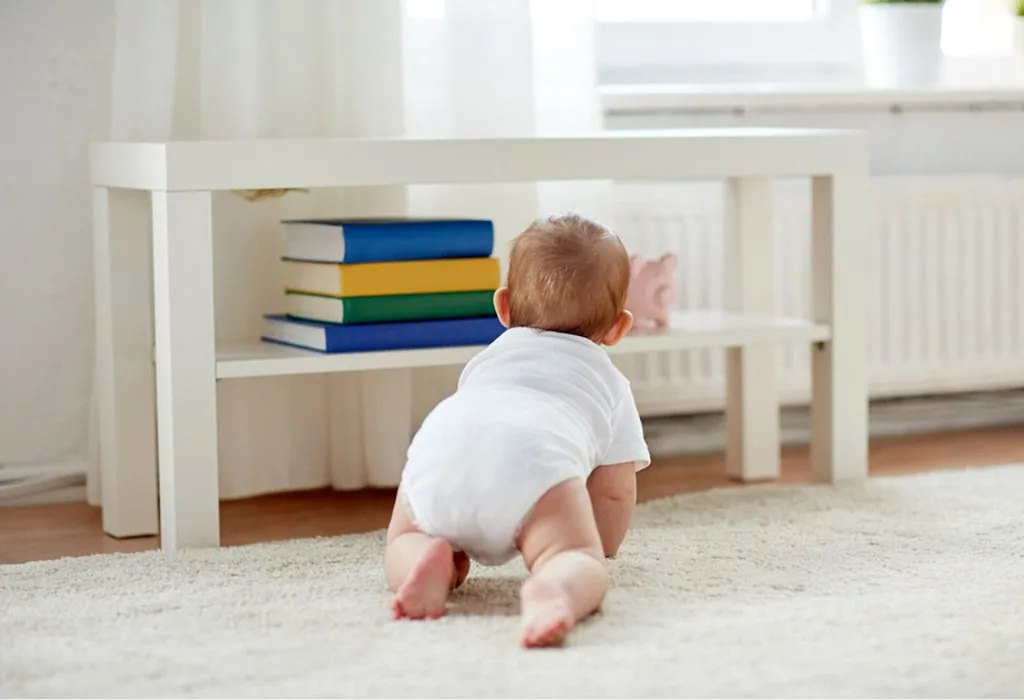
601, 82, 1024, 116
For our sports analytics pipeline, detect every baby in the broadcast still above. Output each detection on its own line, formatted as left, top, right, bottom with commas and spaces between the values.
383, 213, 651, 648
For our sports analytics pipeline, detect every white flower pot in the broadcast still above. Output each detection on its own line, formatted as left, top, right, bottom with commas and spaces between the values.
859, 3, 945, 87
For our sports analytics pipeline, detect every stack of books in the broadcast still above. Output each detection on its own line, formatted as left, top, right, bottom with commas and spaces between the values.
261, 217, 505, 353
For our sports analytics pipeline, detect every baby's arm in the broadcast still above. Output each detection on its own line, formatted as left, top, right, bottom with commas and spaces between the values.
594, 385, 651, 558
587, 462, 637, 558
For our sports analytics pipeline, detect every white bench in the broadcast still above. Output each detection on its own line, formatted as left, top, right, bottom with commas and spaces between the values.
90, 129, 870, 551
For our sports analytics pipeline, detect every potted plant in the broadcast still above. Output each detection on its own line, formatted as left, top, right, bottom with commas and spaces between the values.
1014, 1, 1024, 72
859, 0, 946, 87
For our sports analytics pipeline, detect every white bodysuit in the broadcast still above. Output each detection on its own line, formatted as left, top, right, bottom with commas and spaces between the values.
399, 327, 651, 566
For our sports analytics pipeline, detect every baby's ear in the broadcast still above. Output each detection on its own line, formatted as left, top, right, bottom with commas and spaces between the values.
659, 253, 678, 272
493, 287, 511, 328
602, 310, 633, 347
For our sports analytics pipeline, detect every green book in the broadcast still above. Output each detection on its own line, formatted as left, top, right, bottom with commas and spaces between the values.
284, 289, 496, 325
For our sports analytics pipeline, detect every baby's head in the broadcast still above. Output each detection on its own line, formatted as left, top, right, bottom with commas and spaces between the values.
494, 213, 633, 346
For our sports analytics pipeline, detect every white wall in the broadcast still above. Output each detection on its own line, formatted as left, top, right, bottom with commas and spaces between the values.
1, 1, 1022, 476
0, 0, 114, 466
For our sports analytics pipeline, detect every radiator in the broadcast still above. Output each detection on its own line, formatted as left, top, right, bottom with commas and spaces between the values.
611, 176, 1024, 417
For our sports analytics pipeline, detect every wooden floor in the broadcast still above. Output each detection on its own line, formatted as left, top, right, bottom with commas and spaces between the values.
2, 425, 1022, 565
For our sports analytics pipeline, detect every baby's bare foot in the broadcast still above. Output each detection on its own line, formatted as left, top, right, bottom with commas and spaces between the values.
519, 577, 574, 648
391, 538, 455, 620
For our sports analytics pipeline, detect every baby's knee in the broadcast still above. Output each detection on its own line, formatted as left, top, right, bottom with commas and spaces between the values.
517, 478, 604, 567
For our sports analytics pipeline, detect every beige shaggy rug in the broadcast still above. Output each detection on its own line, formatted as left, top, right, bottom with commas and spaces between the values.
3, 466, 1024, 698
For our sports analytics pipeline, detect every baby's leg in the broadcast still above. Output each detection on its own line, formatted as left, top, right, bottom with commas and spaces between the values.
384, 495, 469, 620
515, 478, 607, 648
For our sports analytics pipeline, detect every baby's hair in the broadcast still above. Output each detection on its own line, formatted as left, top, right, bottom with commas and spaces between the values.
506, 212, 631, 343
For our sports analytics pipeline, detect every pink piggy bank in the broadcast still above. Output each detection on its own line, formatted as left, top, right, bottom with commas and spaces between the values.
626, 253, 677, 332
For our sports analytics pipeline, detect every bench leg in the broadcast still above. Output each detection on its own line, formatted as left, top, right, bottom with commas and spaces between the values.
151, 191, 221, 549
723, 177, 780, 482
92, 187, 159, 538
810, 175, 869, 482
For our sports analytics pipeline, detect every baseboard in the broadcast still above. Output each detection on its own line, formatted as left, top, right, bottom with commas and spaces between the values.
3, 484, 88, 506
0, 461, 88, 507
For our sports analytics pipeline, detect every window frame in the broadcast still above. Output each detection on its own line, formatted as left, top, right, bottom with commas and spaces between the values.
594, 0, 863, 85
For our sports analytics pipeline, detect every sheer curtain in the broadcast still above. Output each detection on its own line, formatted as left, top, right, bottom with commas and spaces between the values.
88, 0, 604, 504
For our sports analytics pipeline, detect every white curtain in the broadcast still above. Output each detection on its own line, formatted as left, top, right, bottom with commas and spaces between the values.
88, 0, 605, 503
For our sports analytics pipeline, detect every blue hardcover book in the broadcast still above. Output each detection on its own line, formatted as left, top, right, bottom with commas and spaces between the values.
261, 314, 505, 354
281, 217, 494, 264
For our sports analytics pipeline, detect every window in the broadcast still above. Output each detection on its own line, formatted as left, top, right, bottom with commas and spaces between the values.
595, 0, 862, 85
594, 0, 817, 23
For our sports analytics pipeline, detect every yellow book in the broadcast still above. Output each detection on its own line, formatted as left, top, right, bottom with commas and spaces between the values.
283, 257, 501, 298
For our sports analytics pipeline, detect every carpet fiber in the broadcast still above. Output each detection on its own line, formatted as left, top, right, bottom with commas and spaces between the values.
3, 466, 1024, 698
